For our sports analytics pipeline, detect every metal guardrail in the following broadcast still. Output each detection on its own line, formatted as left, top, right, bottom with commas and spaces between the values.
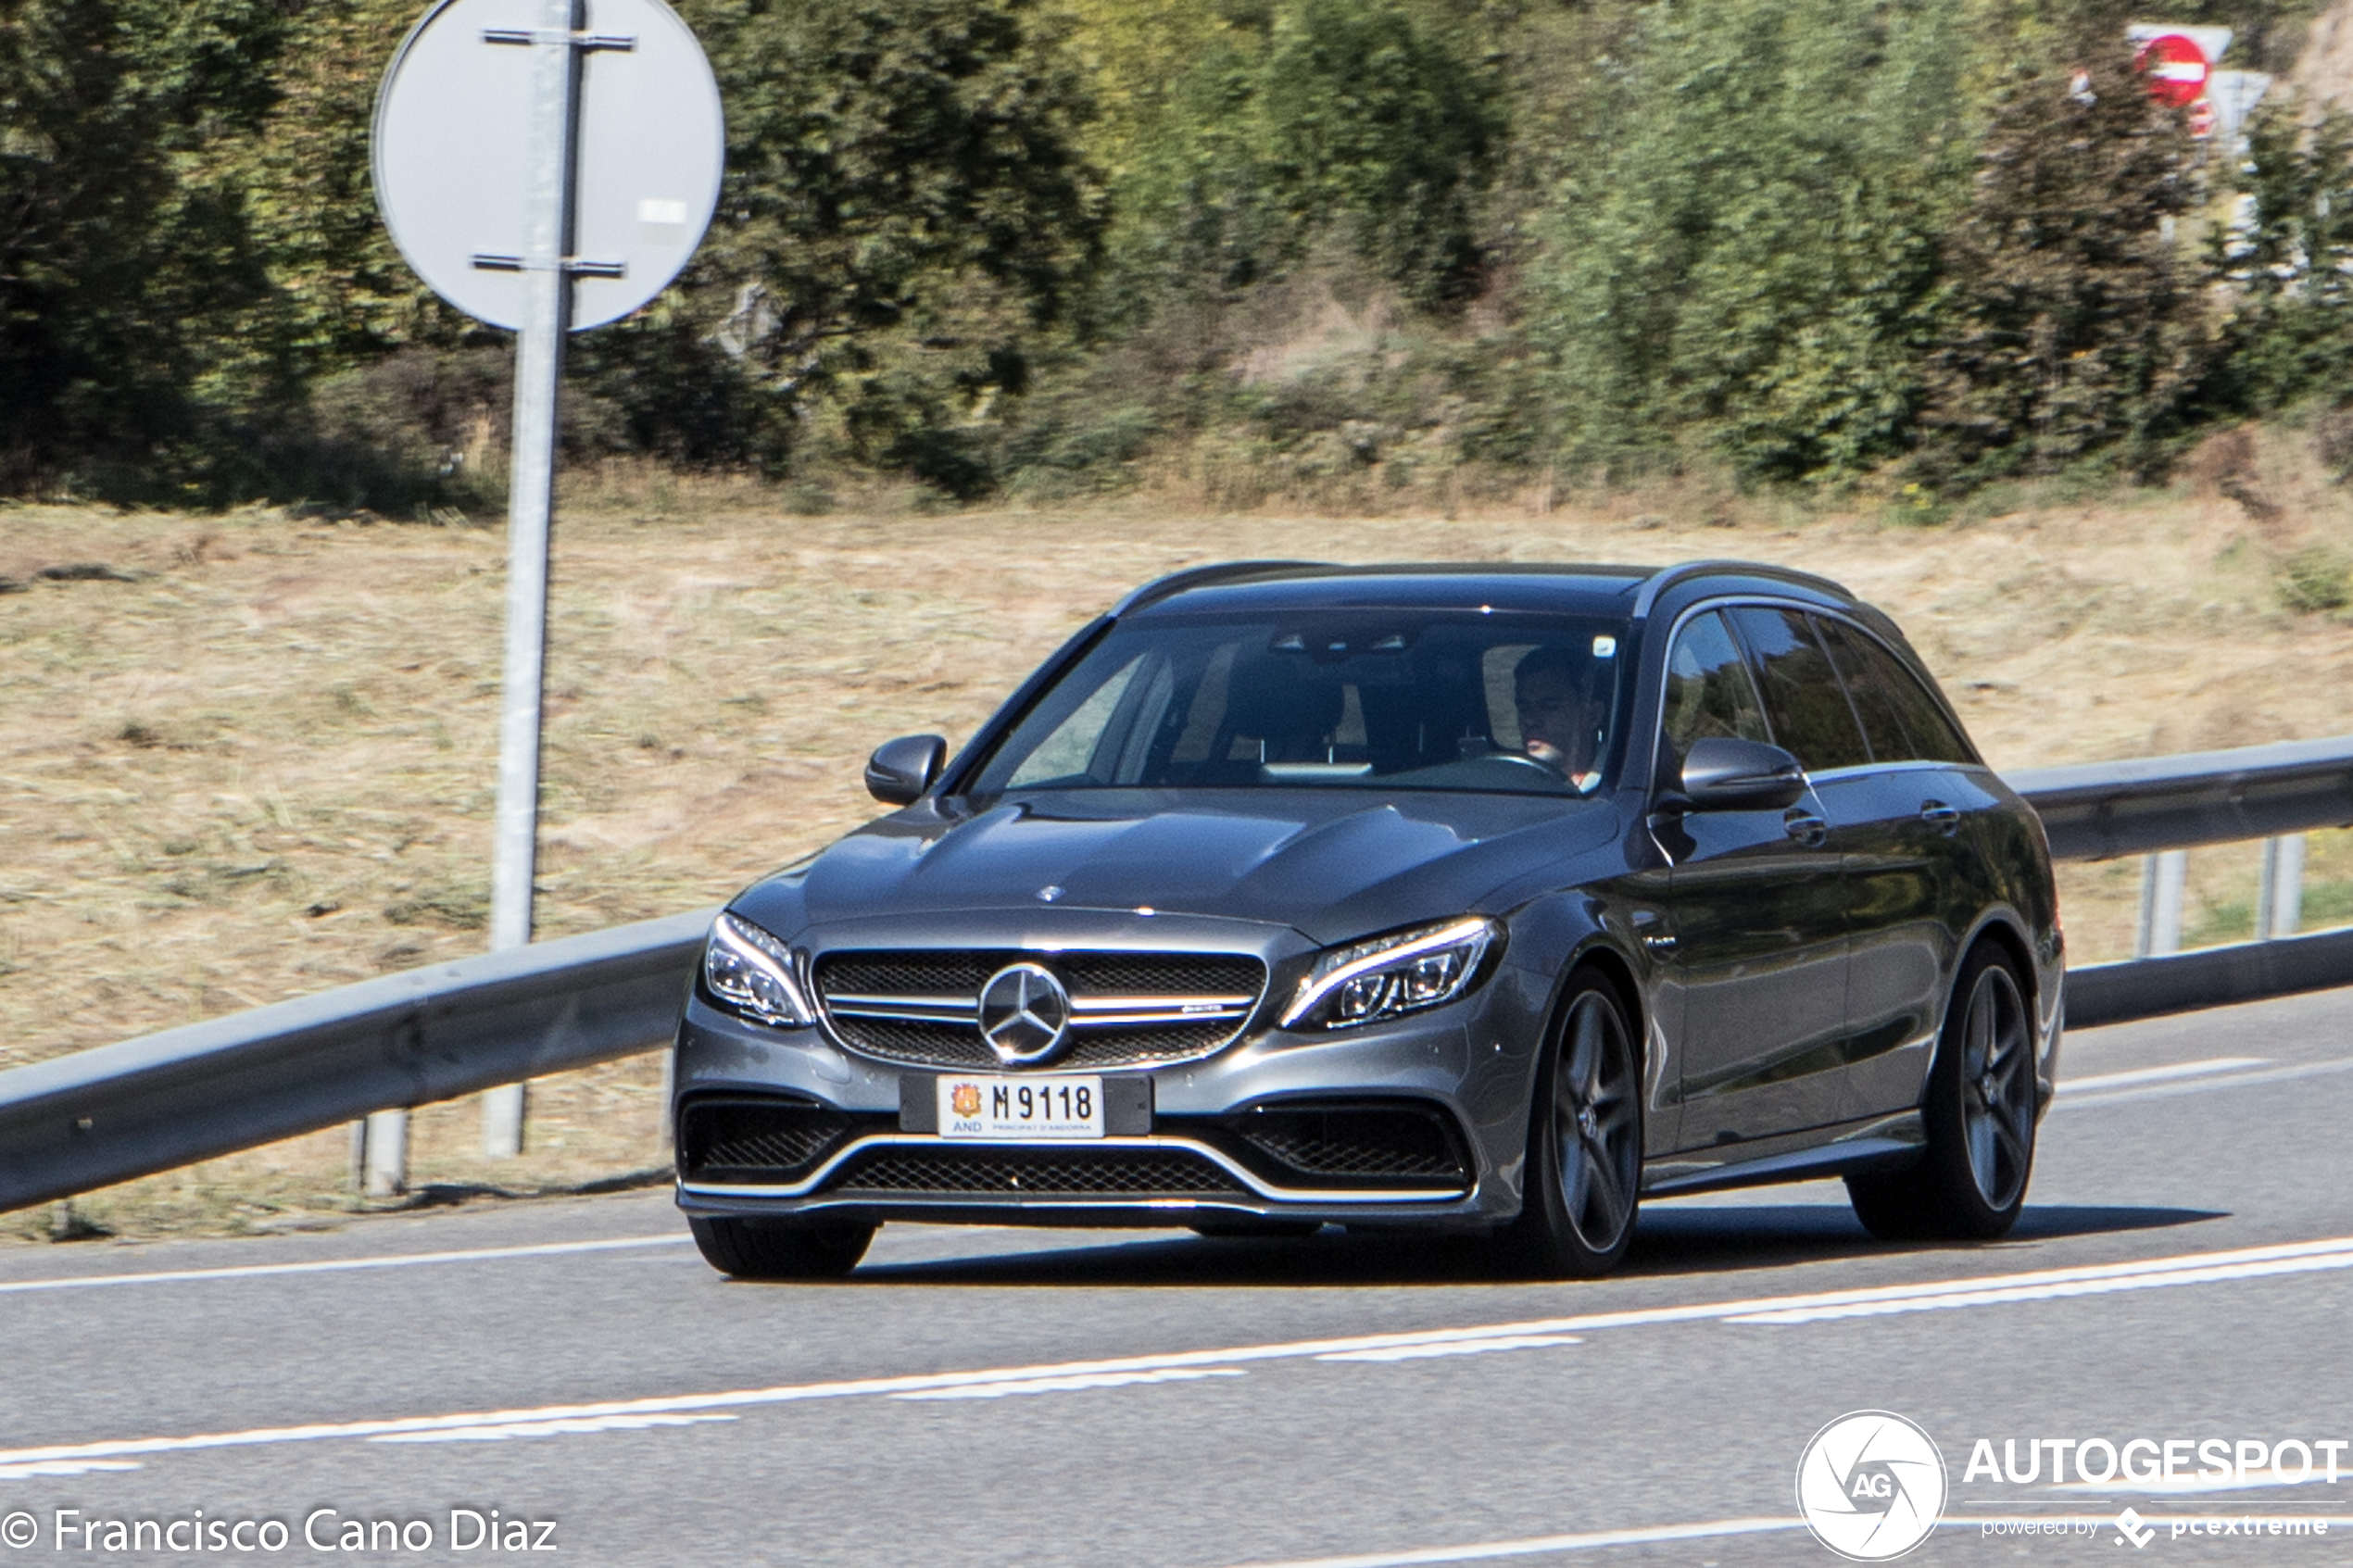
0, 910, 711, 1213
2004, 734, 2353, 860
6, 734, 2353, 1214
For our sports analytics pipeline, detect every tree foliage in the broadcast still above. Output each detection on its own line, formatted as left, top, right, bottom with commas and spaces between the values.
1918, 48, 2205, 483
1538, 0, 1979, 483
0, 0, 2334, 503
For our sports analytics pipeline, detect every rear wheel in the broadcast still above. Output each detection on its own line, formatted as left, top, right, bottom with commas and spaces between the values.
689, 1216, 875, 1280
1503, 970, 1643, 1278
1847, 941, 2037, 1241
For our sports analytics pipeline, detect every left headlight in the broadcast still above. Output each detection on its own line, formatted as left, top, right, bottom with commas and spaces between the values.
702, 911, 817, 1027
1279, 916, 1503, 1031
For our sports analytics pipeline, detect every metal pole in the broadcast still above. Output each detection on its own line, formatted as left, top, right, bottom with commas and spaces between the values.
2272, 833, 2305, 938
363, 1109, 409, 1198
482, 0, 585, 1160
2257, 837, 2279, 942
2135, 849, 2188, 958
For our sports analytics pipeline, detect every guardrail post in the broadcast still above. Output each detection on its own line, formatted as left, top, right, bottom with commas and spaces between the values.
658, 1047, 675, 1157
362, 1109, 409, 1198
2136, 849, 2189, 957
2257, 834, 2306, 940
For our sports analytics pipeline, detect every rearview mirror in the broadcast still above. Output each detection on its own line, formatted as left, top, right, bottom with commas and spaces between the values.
1676, 735, 1805, 812
864, 734, 948, 805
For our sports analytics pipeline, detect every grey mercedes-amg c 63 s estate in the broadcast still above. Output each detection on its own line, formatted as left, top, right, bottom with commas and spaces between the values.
671, 560, 2063, 1279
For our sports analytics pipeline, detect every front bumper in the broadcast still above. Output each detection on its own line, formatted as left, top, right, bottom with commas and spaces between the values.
669, 955, 1558, 1229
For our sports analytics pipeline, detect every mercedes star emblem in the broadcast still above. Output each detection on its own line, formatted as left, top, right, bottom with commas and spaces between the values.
977, 962, 1072, 1065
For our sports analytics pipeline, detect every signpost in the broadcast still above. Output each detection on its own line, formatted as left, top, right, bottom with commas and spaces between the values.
371, 0, 723, 1171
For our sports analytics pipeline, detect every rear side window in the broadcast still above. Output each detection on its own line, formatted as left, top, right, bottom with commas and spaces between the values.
1661, 610, 1770, 768
1725, 607, 1870, 773
1813, 619, 1914, 764
1821, 619, 1976, 765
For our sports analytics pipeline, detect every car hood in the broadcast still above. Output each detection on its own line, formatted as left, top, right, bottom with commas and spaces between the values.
734, 789, 1624, 947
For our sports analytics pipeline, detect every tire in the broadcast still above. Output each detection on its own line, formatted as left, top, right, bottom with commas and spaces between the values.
1847, 941, 2038, 1242
1502, 969, 1644, 1278
689, 1215, 875, 1280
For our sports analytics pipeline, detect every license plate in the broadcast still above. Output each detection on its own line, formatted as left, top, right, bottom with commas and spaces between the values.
937, 1073, 1105, 1139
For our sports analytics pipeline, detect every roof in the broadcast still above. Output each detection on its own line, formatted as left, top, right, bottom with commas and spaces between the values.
1115, 559, 1856, 620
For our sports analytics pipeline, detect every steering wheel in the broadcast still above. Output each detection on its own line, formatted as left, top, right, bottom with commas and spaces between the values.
1478, 748, 1567, 776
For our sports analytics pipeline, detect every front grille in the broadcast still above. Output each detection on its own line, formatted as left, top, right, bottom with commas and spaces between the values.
1221, 1104, 1471, 1189
812, 948, 1267, 1071
677, 1097, 864, 1184
824, 1144, 1247, 1200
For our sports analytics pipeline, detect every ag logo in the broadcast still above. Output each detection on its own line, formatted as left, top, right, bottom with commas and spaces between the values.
1795, 1411, 1947, 1562
950, 1083, 983, 1119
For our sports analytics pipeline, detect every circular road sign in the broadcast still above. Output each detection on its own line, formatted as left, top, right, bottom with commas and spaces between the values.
2135, 31, 2210, 107
372, 0, 724, 332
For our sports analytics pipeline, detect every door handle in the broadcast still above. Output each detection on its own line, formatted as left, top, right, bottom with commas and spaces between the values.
1783, 811, 1828, 847
1919, 800, 1961, 836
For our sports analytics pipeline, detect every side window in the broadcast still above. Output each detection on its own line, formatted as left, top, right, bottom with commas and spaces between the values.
1661, 611, 1769, 769
1847, 625, 1977, 765
1815, 618, 1916, 764
1725, 607, 1870, 773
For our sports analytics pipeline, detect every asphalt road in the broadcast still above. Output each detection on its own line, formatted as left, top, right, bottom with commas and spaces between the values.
5, 991, 2353, 1567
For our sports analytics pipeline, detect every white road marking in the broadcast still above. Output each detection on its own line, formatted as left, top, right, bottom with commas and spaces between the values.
2053, 1056, 2353, 1110
6, 1233, 2348, 1474
1726, 1241, 2353, 1323
2057, 1057, 2266, 1094
0, 1234, 691, 1297
1203, 1516, 1806, 1567
1316, 1335, 1583, 1363
892, 1367, 1246, 1401
0, 1461, 143, 1480
372, 1412, 736, 1444
1212, 1514, 2353, 1568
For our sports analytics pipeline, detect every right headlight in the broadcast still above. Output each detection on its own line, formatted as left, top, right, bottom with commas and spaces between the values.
1279, 916, 1503, 1031
701, 911, 817, 1028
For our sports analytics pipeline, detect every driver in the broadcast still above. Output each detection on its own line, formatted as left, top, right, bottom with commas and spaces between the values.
1514, 645, 1601, 781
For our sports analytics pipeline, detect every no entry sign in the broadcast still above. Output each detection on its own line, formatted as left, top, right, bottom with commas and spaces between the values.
2136, 31, 2210, 107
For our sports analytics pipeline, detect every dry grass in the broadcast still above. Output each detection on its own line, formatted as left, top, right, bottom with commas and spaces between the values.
7, 434, 2353, 1241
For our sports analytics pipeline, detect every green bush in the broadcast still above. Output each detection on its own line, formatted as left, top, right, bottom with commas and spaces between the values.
2279, 546, 2352, 613
1534, 0, 1978, 485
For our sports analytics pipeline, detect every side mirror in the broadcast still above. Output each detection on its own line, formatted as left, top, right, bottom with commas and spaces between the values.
1677, 735, 1806, 812
864, 734, 948, 806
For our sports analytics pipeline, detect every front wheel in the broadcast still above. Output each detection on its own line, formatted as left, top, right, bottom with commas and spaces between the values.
1503, 970, 1643, 1278
689, 1215, 875, 1280
1848, 941, 2038, 1241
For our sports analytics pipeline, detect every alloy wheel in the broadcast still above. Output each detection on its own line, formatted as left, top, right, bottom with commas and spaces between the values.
1959, 963, 2033, 1210
1554, 991, 1642, 1253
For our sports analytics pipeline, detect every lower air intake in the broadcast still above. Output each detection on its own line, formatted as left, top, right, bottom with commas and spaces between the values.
677, 1097, 863, 1184
1222, 1103, 1471, 1189
824, 1145, 1246, 1200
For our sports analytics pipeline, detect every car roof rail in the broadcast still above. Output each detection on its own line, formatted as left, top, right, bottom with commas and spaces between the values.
1110, 559, 1336, 616
1629, 558, 1854, 620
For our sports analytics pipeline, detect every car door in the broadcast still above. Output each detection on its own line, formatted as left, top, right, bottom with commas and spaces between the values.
1649, 608, 1852, 1151
1815, 616, 1988, 1120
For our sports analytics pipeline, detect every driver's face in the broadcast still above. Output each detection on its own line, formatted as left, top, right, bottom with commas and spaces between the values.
1517, 669, 1589, 765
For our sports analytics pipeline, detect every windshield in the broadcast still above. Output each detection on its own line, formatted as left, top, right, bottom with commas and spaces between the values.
967, 609, 1632, 799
